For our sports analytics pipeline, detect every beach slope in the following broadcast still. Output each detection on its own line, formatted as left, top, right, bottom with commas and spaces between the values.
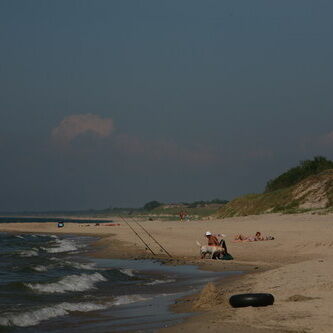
1, 212, 333, 332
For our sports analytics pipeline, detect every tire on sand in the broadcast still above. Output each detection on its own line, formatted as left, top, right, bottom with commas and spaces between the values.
229, 293, 274, 308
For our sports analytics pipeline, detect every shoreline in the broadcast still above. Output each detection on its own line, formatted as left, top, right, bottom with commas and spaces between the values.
0, 223, 260, 333
1, 212, 333, 332
0, 221, 267, 333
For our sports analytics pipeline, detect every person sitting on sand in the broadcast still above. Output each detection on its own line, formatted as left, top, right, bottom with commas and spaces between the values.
205, 231, 219, 246
216, 233, 233, 260
203, 231, 225, 259
208, 232, 232, 259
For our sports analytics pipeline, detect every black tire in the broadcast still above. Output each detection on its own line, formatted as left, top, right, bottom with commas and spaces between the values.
229, 293, 274, 308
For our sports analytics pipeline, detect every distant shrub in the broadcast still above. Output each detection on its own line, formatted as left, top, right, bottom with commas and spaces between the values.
188, 201, 205, 208
209, 198, 229, 204
187, 199, 228, 208
265, 156, 333, 192
143, 200, 163, 211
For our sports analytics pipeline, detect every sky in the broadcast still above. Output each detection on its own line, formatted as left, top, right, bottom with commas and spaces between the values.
0, 0, 333, 211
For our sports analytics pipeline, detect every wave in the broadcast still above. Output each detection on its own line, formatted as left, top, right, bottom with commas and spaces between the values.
19, 249, 39, 257
42, 239, 78, 253
119, 268, 136, 277
32, 265, 48, 272
25, 272, 106, 293
145, 279, 176, 285
63, 261, 97, 270
0, 294, 151, 327
112, 294, 150, 305
0, 301, 109, 327
46, 258, 97, 270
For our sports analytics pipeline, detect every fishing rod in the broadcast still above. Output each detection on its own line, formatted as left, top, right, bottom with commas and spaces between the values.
130, 217, 172, 258
119, 216, 156, 256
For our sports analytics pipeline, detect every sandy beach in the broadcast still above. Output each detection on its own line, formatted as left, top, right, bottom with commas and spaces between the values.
1, 212, 333, 332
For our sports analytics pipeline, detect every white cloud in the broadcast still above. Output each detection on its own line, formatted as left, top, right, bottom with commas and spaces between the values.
52, 114, 114, 145
51, 115, 217, 165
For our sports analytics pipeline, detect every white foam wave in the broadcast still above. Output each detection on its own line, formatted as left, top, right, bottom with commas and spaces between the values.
119, 268, 135, 277
0, 302, 108, 327
112, 294, 150, 306
42, 239, 78, 253
0, 294, 151, 328
15, 235, 24, 239
20, 249, 38, 257
32, 265, 48, 272
145, 279, 175, 285
25, 272, 106, 293
64, 261, 97, 270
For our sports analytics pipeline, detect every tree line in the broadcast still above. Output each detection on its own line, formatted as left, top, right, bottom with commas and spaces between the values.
143, 198, 228, 211
265, 156, 333, 192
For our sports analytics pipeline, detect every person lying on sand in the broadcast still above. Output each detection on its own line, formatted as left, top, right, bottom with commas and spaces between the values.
233, 231, 274, 242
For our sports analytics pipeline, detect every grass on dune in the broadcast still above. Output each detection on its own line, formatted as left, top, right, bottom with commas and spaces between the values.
217, 187, 296, 218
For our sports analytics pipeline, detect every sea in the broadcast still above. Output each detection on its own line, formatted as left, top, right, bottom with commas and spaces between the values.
0, 219, 239, 332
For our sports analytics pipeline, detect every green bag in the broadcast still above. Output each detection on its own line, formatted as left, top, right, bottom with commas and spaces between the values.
221, 253, 234, 260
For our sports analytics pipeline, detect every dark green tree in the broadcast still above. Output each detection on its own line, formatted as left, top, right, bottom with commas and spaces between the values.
265, 156, 333, 192
143, 200, 163, 211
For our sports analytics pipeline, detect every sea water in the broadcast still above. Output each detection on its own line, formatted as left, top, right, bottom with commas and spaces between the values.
0, 231, 238, 332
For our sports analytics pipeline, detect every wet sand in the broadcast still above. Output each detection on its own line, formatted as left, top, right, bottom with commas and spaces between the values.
1, 212, 333, 332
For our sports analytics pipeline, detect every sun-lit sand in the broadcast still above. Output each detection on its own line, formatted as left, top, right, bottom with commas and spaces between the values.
1, 212, 333, 332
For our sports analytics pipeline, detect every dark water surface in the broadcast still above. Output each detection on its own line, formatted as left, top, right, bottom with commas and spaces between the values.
0, 216, 113, 224
0, 231, 239, 332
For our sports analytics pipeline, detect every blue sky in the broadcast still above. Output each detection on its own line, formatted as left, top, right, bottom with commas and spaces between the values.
1, 1, 332, 211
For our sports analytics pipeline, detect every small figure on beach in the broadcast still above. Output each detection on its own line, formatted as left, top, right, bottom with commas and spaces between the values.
197, 232, 233, 259
216, 234, 230, 257
254, 231, 263, 240
234, 231, 274, 242
214, 233, 233, 260
205, 231, 219, 246
203, 231, 227, 259
179, 211, 186, 222
196, 231, 224, 259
